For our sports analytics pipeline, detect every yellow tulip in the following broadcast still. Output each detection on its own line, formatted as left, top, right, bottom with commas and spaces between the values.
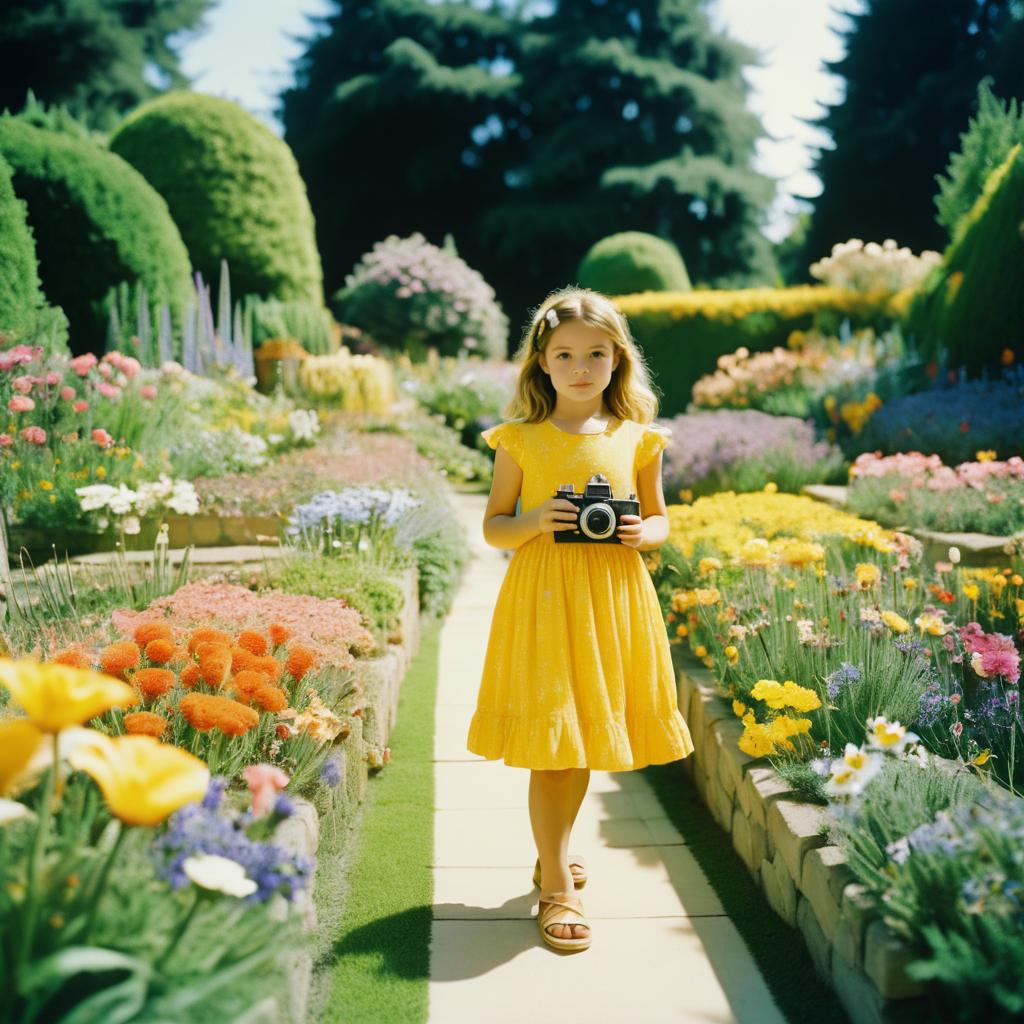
69, 734, 209, 827
0, 658, 137, 733
0, 718, 44, 796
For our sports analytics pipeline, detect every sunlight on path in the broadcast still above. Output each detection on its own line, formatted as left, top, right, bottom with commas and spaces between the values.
427, 492, 788, 1024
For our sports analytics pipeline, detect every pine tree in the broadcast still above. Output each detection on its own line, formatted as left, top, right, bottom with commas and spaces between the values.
798, 0, 1024, 279
282, 0, 776, 335
934, 78, 1024, 239
0, 0, 212, 131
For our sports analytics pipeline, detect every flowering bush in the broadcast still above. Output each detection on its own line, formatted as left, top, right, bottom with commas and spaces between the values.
298, 348, 397, 413
809, 238, 941, 293
333, 232, 508, 359
76, 474, 200, 535
657, 409, 844, 499
847, 451, 1024, 534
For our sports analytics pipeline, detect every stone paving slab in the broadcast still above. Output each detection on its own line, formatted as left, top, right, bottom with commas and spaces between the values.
428, 493, 788, 1024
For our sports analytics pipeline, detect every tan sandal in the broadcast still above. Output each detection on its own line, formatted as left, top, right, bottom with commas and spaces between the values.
532, 854, 587, 889
537, 891, 592, 952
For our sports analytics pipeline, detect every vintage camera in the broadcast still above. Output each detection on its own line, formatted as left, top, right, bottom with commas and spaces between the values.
552, 473, 640, 544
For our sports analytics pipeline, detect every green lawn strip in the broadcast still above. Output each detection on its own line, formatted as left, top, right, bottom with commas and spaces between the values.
317, 615, 441, 1024
642, 661, 849, 1022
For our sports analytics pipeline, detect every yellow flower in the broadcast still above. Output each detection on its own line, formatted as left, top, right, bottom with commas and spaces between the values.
975, 450, 997, 462
738, 721, 777, 758
95, 466, 106, 479
0, 658, 137, 733
694, 645, 708, 658
695, 587, 721, 606
750, 679, 786, 709
763, 481, 778, 494
724, 645, 740, 665
903, 578, 918, 590
0, 719, 45, 796
675, 623, 688, 637
779, 681, 822, 713
38, 480, 53, 491
732, 699, 747, 717
971, 749, 992, 766
69, 734, 209, 827
1011, 575, 1023, 587
963, 583, 980, 602
915, 611, 949, 636
854, 563, 881, 589
880, 610, 910, 633
697, 557, 723, 576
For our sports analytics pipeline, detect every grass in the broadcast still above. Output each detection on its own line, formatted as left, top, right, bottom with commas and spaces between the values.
315, 614, 441, 1024
641, 651, 850, 1024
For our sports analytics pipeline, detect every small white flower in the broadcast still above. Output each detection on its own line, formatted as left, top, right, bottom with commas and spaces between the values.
948, 546, 961, 564
865, 715, 919, 754
183, 854, 258, 898
822, 742, 883, 798
0, 799, 32, 826
121, 515, 141, 536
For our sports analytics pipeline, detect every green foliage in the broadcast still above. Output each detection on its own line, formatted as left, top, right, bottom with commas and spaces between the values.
0, 0, 212, 131
362, 414, 494, 485
577, 231, 691, 295
907, 143, 1024, 371
935, 78, 1024, 239
110, 91, 323, 308
0, 152, 47, 338
799, 0, 1024, 278
0, 117, 193, 354
243, 295, 336, 355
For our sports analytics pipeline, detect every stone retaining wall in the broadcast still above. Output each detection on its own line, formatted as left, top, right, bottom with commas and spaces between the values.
677, 661, 932, 1024
273, 563, 421, 1022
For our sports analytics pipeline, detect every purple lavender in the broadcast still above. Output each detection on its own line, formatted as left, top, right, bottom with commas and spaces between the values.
320, 758, 344, 788
826, 662, 862, 700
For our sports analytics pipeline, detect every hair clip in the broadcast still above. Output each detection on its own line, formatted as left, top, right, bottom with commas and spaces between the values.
534, 307, 560, 350
545, 308, 560, 330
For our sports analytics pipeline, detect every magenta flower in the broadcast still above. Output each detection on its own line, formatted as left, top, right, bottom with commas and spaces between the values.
8, 395, 34, 413
20, 426, 46, 445
960, 621, 1021, 684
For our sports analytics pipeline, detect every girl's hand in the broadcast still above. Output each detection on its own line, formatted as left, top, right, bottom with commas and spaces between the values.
616, 513, 644, 548
536, 497, 579, 534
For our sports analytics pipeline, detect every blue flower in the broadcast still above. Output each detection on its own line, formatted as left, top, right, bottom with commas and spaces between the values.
826, 662, 861, 700
320, 758, 343, 788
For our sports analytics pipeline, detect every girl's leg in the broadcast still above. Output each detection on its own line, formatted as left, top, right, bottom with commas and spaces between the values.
529, 767, 591, 939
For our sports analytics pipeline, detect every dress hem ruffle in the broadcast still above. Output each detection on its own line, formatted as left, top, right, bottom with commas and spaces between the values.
466, 707, 694, 771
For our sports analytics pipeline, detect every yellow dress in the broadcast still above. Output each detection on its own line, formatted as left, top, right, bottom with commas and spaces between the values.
466, 415, 695, 771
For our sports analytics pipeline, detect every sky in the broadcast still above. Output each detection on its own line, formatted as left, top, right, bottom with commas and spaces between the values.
176, 0, 864, 243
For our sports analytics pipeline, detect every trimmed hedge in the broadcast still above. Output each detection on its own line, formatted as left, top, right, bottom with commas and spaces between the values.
906, 143, 1024, 372
0, 152, 46, 338
578, 231, 691, 295
110, 92, 323, 307
615, 286, 899, 416
0, 117, 192, 353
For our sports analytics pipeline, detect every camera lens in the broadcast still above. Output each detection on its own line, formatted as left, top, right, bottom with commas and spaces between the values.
580, 503, 614, 539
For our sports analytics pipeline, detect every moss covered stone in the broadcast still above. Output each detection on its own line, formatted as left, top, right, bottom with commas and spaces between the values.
110, 92, 323, 306
577, 231, 692, 295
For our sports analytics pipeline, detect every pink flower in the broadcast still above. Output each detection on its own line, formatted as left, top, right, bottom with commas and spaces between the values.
140, 384, 158, 400
120, 356, 141, 379
45, 372, 60, 386
73, 400, 89, 414
0, 344, 41, 371
91, 428, 113, 447
97, 362, 113, 380
0, 434, 13, 448
20, 426, 46, 445
243, 764, 290, 819
97, 382, 120, 400
70, 353, 97, 376
12, 375, 34, 394
8, 395, 34, 413
61, 386, 76, 401
960, 622, 1021, 684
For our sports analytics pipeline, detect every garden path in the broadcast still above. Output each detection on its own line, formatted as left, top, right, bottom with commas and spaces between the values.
427, 492, 788, 1024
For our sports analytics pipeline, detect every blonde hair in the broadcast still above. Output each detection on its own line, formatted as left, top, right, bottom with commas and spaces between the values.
502, 285, 661, 424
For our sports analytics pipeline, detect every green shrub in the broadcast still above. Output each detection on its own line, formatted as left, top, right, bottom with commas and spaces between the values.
243, 295, 335, 355
0, 117, 192, 353
907, 143, 1024, 372
0, 152, 47, 338
110, 92, 323, 307
577, 230, 692, 295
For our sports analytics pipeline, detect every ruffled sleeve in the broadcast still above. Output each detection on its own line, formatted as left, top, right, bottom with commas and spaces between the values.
481, 421, 524, 470
635, 422, 671, 471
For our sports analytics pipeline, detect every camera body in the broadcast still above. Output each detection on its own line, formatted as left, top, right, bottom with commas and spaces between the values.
552, 473, 639, 544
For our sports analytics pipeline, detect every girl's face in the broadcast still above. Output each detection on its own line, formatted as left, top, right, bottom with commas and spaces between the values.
538, 320, 620, 403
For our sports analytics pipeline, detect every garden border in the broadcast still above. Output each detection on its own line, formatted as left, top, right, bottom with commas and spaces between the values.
676, 659, 933, 1024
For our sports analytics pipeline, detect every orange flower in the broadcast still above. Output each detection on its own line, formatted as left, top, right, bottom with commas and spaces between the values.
51, 649, 93, 670
180, 664, 203, 689
144, 638, 176, 665
252, 685, 288, 712
232, 670, 271, 702
133, 622, 172, 646
198, 647, 232, 688
99, 641, 141, 679
237, 630, 269, 657
285, 645, 316, 683
230, 645, 257, 674
132, 667, 176, 701
187, 627, 232, 655
179, 693, 259, 737
123, 710, 168, 738
252, 656, 283, 683
268, 623, 290, 647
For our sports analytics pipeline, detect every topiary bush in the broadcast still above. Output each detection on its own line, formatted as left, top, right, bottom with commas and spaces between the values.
0, 151, 47, 338
0, 117, 192, 354
110, 92, 323, 307
334, 232, 508, 360
577, 231, 692, 295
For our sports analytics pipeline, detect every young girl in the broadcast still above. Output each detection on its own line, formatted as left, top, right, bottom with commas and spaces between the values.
466, 285, 694, 954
